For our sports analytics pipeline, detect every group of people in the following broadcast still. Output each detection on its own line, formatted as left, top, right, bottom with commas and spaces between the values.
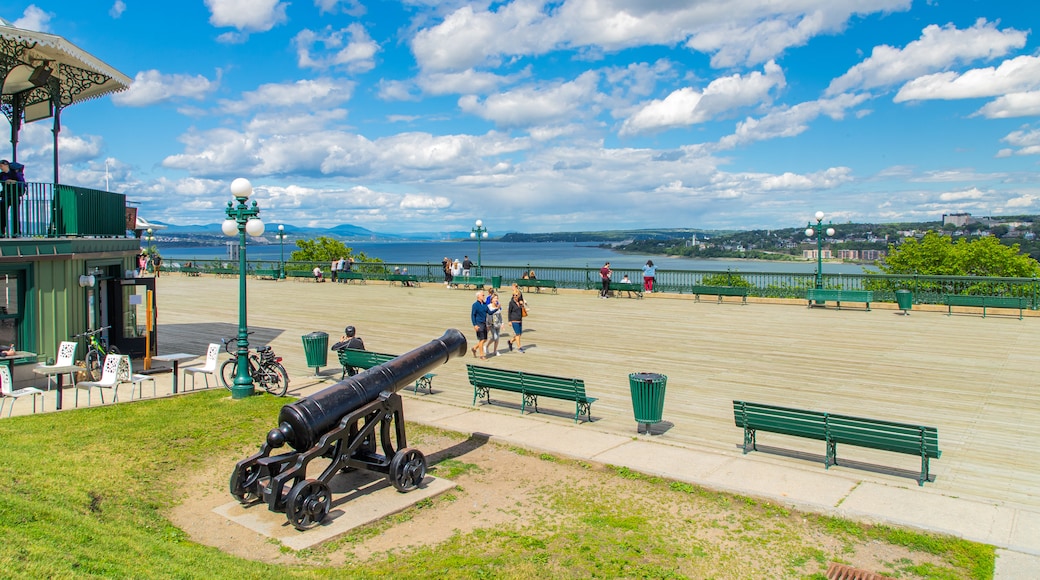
441, 255, 477, 287
329, 256, 354, 282
470, 283, 526, 359
136, 252, 163, 277
599, 260, 657, 297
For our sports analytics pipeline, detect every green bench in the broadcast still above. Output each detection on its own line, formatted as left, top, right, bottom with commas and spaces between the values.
387, 274, 420, 287
943, 294, 1027, 319
806, 288, 873, 310
452, 275, 485, 289
286, 270, 314, 281
212, 267, 238, 278
609, 282, 643, 298
691, 285, 748, 305
733, 400, 941, 486
335, 348, 434, 393
466, 364, 596, 423
335, 271, 366, 284
253, 269, 279, 280
515, 278, 557, 294
179, 266, 201, 277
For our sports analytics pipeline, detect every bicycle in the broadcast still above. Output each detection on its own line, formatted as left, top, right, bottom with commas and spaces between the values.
218, 335, 289, 396
73, 326, 120, 381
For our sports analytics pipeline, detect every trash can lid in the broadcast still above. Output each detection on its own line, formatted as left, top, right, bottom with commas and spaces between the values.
630, 372, 665, 380
304, 331, 328, 337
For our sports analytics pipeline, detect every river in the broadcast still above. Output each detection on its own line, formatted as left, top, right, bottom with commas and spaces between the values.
158, 241, 869, 274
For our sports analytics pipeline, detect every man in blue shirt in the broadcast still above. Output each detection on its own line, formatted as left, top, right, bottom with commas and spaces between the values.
470, 291, 489, 360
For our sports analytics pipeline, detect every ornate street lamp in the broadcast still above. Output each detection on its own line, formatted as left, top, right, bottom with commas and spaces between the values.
469, 219, 488, 275
805, 211, 835, 290
222, 178, 265, 399
276, 224, 288, 279
144, 228, 156, 254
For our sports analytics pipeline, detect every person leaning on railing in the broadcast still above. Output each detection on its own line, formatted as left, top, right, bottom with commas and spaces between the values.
0, 159, 26, 237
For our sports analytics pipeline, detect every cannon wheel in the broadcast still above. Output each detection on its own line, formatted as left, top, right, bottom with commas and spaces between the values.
286, 479, 332, 530
389, 447, 427, 492
229, 463, 262, 503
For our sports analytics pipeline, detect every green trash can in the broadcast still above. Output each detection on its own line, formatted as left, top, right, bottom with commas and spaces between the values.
491, 275, 502, 289
629, 372, 667, 434
895, 289, 912, 315
301, 331, 329, 377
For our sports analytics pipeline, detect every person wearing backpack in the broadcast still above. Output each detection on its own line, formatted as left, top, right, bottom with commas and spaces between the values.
0, 160, 25, 236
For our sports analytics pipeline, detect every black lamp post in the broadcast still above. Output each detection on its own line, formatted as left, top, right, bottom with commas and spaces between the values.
221, 178, 265, 399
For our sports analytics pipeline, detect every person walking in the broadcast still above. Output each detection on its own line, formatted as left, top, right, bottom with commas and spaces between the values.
470, 291, 489, 360
330, 258, 339, 283
642, 260, 656, 293
485, 294, 503, 356
599, 261, 612, 298
507, 290, 525, 352
152, 253, 163, 278
442, 257, 452, 287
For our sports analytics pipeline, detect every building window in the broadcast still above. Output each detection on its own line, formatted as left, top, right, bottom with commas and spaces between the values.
0, 273, 22, 347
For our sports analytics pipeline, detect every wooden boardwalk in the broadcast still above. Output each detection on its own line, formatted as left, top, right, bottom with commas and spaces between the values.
149, 275, 1040, 511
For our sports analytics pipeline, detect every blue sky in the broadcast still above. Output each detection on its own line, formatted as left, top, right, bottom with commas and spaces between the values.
2, 0, 1039, 235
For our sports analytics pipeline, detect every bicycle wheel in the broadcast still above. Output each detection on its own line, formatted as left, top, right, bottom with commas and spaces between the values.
85, 349, 102, 381
219, 358, 237, 390
261, 362, 289, 397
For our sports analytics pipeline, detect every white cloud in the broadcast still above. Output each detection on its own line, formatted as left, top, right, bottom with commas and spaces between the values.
314, 0, 365, 16
205, 0, 287, 33
976, 92, 1040, 119
410, 0, 912, 73
895, 55, 1040, 102
717, 92, 868, 149
112, 70, 219, 107
418, 69, 530, 96
218, 78, 355, 115
109, 1, 126, 18
1001, 126, 1040, 155
619, 60, 785, 135
294, 23, 379, 73
12, 5, 53, 32
458, 71, 601, 126
826, 19, 1027, 96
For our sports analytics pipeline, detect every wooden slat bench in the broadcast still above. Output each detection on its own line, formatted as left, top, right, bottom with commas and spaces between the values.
335, 348, 434, 393
691, 284, 748, 305
515, 279, 557, 294
467, 364, 596, 423
733, 400, 941, 486
387, 274, 420, 287
286, 270, 313, 281
179, 266, 201, 277
335, 271, 366, 284
806, 288, 873, 310
452, 275, 485, 289
609, 281, 643, 299
212, 267, 238, 278
253, 269, 279, 280
943, 294, 1027, 319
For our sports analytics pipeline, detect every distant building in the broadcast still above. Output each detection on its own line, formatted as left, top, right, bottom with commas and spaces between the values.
802, 249, 833, 260
943, 212, 972, 227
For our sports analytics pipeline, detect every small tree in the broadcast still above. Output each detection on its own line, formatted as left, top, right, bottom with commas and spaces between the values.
289, 236, 381, 268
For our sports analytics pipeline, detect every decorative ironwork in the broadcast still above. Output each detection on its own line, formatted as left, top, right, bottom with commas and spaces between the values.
55, 61, 112, 107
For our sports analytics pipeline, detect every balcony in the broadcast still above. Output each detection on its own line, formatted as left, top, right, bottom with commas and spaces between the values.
1, 182, 128, 240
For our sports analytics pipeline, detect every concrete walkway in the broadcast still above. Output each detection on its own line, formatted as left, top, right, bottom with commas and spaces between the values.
9, 274, 1040, 577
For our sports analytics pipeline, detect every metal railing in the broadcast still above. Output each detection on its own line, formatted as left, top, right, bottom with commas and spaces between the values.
1, 182, 127, 238
162, 257, 1040, 309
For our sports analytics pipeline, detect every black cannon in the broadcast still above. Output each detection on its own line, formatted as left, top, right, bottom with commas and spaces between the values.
230, 329, 467, 530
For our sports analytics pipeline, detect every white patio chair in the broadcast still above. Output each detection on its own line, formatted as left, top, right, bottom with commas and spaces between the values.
34, 341, 78, 390
183, 343, 220, 390
119, 356, 156, 400
0, 365, 44, 417
74, 354, 121, 407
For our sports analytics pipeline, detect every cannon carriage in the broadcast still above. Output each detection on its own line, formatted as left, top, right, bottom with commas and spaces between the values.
230, 330, 467, 530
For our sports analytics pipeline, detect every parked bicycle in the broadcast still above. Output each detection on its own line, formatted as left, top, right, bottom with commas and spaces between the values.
218, 335, 289, 396
73, 326, 120, 381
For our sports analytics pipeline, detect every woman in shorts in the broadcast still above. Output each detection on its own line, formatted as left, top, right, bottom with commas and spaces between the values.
507, 290, 525, 353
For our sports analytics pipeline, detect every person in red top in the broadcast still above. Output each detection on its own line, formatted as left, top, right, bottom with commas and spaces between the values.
599, 262, 612, 298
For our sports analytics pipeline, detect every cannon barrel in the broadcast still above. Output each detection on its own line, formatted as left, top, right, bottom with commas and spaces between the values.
267, 329, 467, 451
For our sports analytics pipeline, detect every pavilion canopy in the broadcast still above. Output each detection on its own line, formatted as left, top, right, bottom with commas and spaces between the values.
0, 18, 131, 182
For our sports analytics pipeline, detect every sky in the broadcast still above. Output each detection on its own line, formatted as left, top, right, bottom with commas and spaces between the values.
1, 1, 1039, 236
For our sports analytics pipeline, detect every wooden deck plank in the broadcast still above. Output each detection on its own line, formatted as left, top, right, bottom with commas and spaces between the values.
154, 276, 1040, 509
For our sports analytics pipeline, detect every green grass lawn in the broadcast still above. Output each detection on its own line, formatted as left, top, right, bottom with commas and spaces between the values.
0, 391, 994, 579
